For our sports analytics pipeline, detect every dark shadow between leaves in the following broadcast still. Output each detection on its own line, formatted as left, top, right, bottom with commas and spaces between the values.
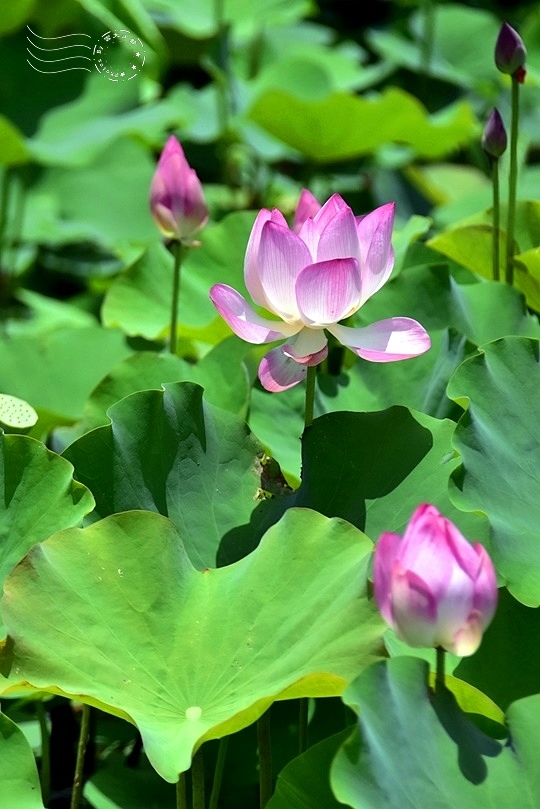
0, 633, 15, 679
218, 407, 433, 565
294, 407, 433, 532
431, 684, 502, 785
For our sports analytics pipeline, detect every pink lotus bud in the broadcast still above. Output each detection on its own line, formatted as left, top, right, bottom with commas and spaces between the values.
149, 136, 208, 243
482, 108, 507, 159
374, 504, 498, 656
495, 22, 527, 82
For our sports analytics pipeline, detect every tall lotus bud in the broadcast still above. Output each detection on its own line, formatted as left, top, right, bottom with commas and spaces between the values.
374, 504, 498, 657
149, 136, 208, 243
495, 22, 527, 83
482, 108, 507, 159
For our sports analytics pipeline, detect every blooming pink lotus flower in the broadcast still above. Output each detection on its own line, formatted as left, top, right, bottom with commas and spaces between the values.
150, 136, 208, 243
209, 192, 431, 391
374, 505, 498, 657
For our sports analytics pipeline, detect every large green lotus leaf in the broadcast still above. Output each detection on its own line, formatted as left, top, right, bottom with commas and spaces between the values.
294, 408, 489, 547
367, 5, 500, 91
8, 290, 96, 337
27, 74, 193, 167
514, 248, 540, 314
0, 508, 382, 782
0, 326, 131, 424
331, 657, 540, 809
0, 433, 93, 599
406, 164, 490, 209
0, 116, 29, 166
81, 341, 249, 433
63, 382, 269, 568
249, 382, 305, 485
0, 713, 45, 809
428, 224, 504, 281
456, 588, 540, 711
391, 215, 432, 276
26, 138, 157, 246
447, 337, 540, 606
248, 88, 476, 162
428, 203, 540, 311
246, 39, 373, 99
102, 211, 255, 341
318, 328, 474, 421
269, 673, 505, 809
267, 730, 350, 809
76, 0, 163, 52
142, 0, 310, 39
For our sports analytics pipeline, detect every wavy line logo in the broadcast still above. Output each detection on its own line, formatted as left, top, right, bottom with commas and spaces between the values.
27, 26, 145, 81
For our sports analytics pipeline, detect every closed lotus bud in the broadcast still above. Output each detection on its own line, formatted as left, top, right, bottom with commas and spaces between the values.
495, 22, 527, 82
374, 504, 498, 657
482, 108, 507, 159
149, 136, 208, 243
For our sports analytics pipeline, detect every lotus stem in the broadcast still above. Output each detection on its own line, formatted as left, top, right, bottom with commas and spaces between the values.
257, 710, 273, 808
209, 737, 229, 809
304, 366, 316, 428
298, 698, 309, 755
435, 646, 446, 691
36, 699, 51, 807
421, 0, 435, 71
176, 773, 187, 809
492, 157, 501, 281
505, 75, 520, 285
191, 748, 205, 809
70, 704, 91, 809
169, 242, 187, 355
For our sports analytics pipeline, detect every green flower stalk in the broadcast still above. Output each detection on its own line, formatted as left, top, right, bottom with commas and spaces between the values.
482, 108, 507, 281
494, 22, 527, 285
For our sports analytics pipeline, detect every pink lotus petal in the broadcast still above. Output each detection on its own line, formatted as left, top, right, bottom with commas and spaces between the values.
391, 567, 438, 647
245, 208, 288, 308
258, 346, 309, 392
282, 344, 328, 366
398, 507, 458, 598
444, 519, 485, 580
373, 531, 403, 625
295, 258, 361, 326
449, 611, 485, 656
258, 221, 312, 319
293, 189, 321, 232
297, 217, 320, 261
282, 328, 328, 363
356, 202, 395, 304
315, 205, 361, 264
151, 200, 179, 239
328, 317, 431, 362
471, 544, 499, 625
312, 193, 349, 233
209, 284, 298, 344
